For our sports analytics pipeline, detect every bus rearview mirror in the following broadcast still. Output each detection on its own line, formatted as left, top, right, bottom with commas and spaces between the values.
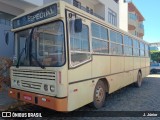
75, 19, 82, 33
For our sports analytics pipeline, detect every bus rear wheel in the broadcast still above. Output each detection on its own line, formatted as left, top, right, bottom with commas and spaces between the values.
135, 72, 142, 87
92, 80, 106, 109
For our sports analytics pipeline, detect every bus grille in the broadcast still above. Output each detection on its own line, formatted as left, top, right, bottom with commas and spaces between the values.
21, 80, 42, 90
12, 69, 56, 90
12, 69, 56, 81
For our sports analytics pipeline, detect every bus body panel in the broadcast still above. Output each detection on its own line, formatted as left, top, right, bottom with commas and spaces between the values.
111, 56, 125, 74
67, 79, 97, 111
92, 56, 111, 77
124, 57, 134, 71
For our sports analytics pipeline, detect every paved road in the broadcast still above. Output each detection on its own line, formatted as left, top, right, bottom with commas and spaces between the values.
31, 75, 160, 120
3, 75, 160, 120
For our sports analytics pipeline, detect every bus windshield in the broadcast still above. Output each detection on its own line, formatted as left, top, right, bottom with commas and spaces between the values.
14, 21, 65, 67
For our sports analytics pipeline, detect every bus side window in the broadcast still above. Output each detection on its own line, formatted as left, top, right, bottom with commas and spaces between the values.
69, 20, 91, 67
91, 22, 109, 54
110, 30, 123, 55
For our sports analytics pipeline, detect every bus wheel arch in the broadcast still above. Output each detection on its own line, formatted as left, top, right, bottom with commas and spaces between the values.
99, 78, 109, 93
91, 78, 109, 109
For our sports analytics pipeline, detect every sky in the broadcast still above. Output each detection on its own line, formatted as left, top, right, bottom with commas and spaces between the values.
132, 0, 160, 44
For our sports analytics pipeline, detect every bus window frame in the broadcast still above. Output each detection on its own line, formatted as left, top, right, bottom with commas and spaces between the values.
13, 20, 66, 68
66, 11, 92, 69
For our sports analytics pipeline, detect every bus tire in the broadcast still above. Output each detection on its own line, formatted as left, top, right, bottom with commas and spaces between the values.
92, 80, 106, 109
135, 71, 142, 87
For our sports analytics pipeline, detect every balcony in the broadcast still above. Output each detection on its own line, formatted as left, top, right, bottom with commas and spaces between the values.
80, 6, 105, 20
128, 13, 137, 30
73, 0, 105, 20
138, 23, 144, 37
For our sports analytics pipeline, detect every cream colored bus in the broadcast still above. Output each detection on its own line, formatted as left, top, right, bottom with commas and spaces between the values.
9, 1, 150, 112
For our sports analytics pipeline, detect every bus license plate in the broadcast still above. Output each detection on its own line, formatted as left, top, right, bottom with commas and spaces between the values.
24, 95, 32, 101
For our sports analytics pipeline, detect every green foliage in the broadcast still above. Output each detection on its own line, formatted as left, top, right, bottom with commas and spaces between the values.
150, 50, 160, 62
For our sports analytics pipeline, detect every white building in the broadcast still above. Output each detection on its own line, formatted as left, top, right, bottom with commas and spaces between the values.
0, 0, 39, 58
44, 0, 121, 28
43, 0, 144, 37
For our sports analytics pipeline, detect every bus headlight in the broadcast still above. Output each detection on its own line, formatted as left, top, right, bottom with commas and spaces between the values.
17, 80, 20, 86
50, 85, 55, 92
44, 84, 48, 91
13, 80, 17, 85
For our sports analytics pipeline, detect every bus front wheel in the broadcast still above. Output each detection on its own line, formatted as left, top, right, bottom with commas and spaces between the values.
92, 80, 106, 109
135, 72, 142, 87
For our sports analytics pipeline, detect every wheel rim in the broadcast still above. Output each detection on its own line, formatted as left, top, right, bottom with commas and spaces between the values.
95, 86, 104, 102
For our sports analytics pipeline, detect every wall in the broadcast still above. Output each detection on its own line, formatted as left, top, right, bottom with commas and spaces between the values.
0, 2, 24, 16
100, 0, 119, 27
94, 3, 105, 18
0, 24, 14, 58
119, 0, 128, 32
44, 0, 72, 4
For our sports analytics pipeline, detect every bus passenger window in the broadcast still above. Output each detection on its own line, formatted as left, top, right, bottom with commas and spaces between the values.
69, 20, 91, 67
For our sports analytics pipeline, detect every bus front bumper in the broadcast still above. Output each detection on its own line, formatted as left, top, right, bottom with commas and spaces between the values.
8, 88, 67, 112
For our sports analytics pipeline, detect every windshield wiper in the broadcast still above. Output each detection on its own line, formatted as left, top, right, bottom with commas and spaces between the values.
16, 48, 26, 68
31, 54, 45, 69
16, 38, 27, 68
29, 28, 45, 69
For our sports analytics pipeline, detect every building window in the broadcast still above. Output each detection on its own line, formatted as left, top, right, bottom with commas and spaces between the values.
108, 9, 117, 26
129, 13, 137, 21
73, 0, 81, 8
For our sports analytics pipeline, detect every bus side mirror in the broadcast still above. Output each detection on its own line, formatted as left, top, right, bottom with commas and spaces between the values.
5, 32, 9, 45
74, 18, 82, 33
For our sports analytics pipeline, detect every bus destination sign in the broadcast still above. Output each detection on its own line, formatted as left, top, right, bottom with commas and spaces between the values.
13, 4, 57, 29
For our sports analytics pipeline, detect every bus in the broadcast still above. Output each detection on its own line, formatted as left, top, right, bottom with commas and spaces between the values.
8, 1, 150, 112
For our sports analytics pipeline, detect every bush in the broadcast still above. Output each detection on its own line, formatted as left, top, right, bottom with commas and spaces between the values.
0, 57, 12, 91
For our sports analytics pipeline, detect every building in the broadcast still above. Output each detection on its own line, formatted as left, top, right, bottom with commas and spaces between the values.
44, 0, 120, 27
119, 0, 128, 32
43, 0, 144, 39
128, 2, 144, 39
0, 0, 39, 58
